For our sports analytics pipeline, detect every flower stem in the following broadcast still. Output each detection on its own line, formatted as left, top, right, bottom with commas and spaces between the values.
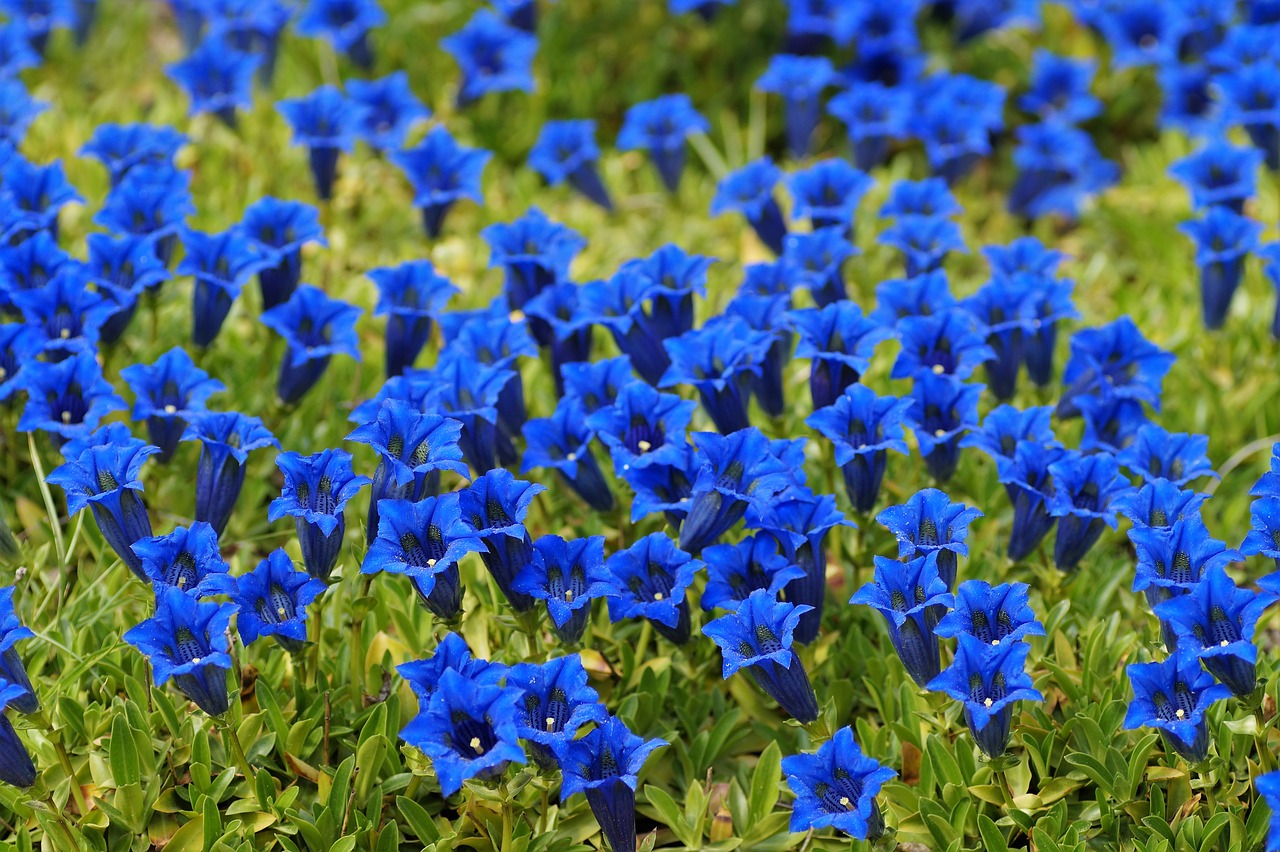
1256, 705, 1273, 774
36, 711, 87, 817
219, 717, 255, 784
38, 791, 80, 851
27, 433, 64, 566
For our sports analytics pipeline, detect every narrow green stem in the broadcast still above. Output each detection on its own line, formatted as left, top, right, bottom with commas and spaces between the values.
404, 774, 422, 801
629, 619, 652, 688
38, 712, 87, 817
995, 768, 1017, 812
220, 717, 255, 786
27, 434, 64, 566
1256, 706, 1274, 774
39, 792, 80, 851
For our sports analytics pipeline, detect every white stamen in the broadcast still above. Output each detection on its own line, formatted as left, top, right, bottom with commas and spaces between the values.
653, 592, 664, 601
566, 452, 577, 462
176, 576, 187, 588
991, 639, 1000, 646
564, 590, 575, 601
164, 404, 177, 414
277, 606, 287, 618
623, 464, 630, 471
61, 411, 72, 424
59, 328, 71, 339
545, 717, 556, 731
931, 364, 945, 375
1175, 708, 1185, 719
983, 698, 993, 708
1220, 639, 1229, 647
470, 736, 483, 753
839, 796, 851, 808
192, 657, 201, 664
638, 440, 652, 452
427, 558, 437, 568
934, 428, 946, 437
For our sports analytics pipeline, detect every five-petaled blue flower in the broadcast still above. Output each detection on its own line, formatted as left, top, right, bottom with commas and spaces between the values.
515, 534, 612, 645
459, 468, 545, 612
180, 411, 279, 538
390, 126, 492, 239
268, 448, 370, 581
679, 428, 797, 553
0, 587, 36, 714
440, 9, 537, 107
132, 522, 235, 599
166, 37, 259, 124
927, 632, 1044, 759
233, 548, 325, 654
604, 532, 701, 644
933, 580, 1045, 646
1122, 652, 1232, 764
506, 654, 607, 768
259, 284, 363, 404
710, 157, 787, 255
277, 85, 366, 202
528, 119, 612, 212
295, 0, 386, 68
616, 94, 708, 192
123, 585, 236, 717
782, 726, 895, 840
850, 553, 951, 687
241, 196, 327, 311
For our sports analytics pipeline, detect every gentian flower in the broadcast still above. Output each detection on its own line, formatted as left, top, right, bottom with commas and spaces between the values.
1116, 425, 1215, 487
166, 38, 259, 124
241, 196, 327, 311
259, 284, 362, 404
490, 0, 548, 31
892, 308, 993, 380
460, 469, 544, 611
782, 0, 859, 50
604, 532, 701, 644
346, 72, 428, 151
710, 157, 787, 255
678, 428, 796, 553
616, 94, 708, 192
514, 535, 611, 644
870, 270, 956, 327
0, 323, 38, 400
295, 0, 386, 68
277, 85, 366, 202
826, 82, 911, 170
13, 267, 114, 359
440, 309, 535, 459
268, 448, 370, 581
1178, 207, 1263, 330
1009, 122, 1118, 221
806, 384, 911, 513
961, 404, 1058, 462
934, 580, 1044, 646
878, 215, 968, 278
528, 120, 612, 211
0, 26, 38, 80
506, 655, 607, 768
482, 206, 585, 320
879, 177, 962, 221
1019, 50, 1101, 123
748, 487, 850, 644
94, 164, 195, 267
0, 587, 35, 713
1045, 451, 1128, 571
725, 285, 790, 417
180, 412, 278, 537
1155, 565, 1273, 698
928, 633, 1043, 759
787, 158, 874, 234
1169, 141, 1264, 213
914, 106, 992, 185
562, 356, 634, 415
522, 398, 613, 511
1122, 653, 1231, 763
12, 351, 126, 447
123, 586, 235, 717
1131, 515, 1242, 618
960, 278, 1039, 400
700, 535, 804, 611
0, 231, 71, 314
995, 441, 1065, 562
755, 54, 836, 157
87, 233, 169, 344
1157, 64, 1222, 139
554, 716, 666, 852
397, 632, 505, 701
176, 226, 269, 347
906, 372, 983, 484
418, 354, 514, 473
399, 668, 525, 796
390, 126, 491, 239
983, 237, 1066, 280
782, 727, 895, 841
0, 680, 34, 787
1243, 497, 1280, 569
233, 549, 324, 654
166, 0, 207, 50
0, 0, 73, 53
1114, 479, 1207, 532
1257, 773, 1280, 852
524, 283, 593, 391
80, 122, 186, 187
660, 318, 770, 434
620, 440, 700, 528
877, 488, 982, 590
1078, 395, 1150, 454
703, 589, 819, 721
1057, 317, 1175, 419
361, 495, 482, 619
1218, 65, 1280, 169
850, 554, 951, 688
0, 79, 43, 145
0, 155, 83, 241
132, 522, 234, 599
587, 379, 696, 475
617, 243, 712, 344
346, 400, 469, 538
204, 0, 293, 85
1097, 2, 1186, 69
1021, 273, 1078, 388
440, 9, 537, 107
780, 227, 855, 308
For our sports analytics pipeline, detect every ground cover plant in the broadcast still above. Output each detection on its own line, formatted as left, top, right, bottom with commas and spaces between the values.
4, 0, 1280, 850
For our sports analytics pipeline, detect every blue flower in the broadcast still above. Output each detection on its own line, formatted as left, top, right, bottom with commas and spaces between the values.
1021, 274, 1078, 388
397, 632, 505, 702
12, 267, 114, 359
0, 680, 34, 787
618, 243, 713, 343
506, 655, 607, 768
870, 270, 956, 327
893, 308, 993, 381
780, 228, 856, 308
1218, 64, 1280, 169
482, 206, 585, 319
679, 428, 797, 553
1098, 2, 1186, 69
166, 37, 259, 124
490, 0, 547, 31
961, 404, 1058, 462
524, 283, 592, 391
562, 356, 634, 415
440, 9, 537, 107
529, 119, 612, 211
983, 237, 1066, 280
587, 379, 696, 475
390, 126, 491, 239
268, 448, 370, 581
806, 384, 911, 514
783, 0, 859, 49
877, 488, 982, 590
277, 85, 365, 202
0, 0, 74, 52
0, 232, 72, 315
1169, 141, 1264, 214
0, 323, 38, 400
934, 580, 1044, 645
0, 155, 82, 241
87, 233, 169, 344
1078, 396, 1150, 454
12, 351, 126, 447
1178, 207, 1263, 330
1019, 50, 1101, 123
1157, 64, 1222, 139
233, 549, 324, 654
703, 589, 819, 721
440, 308, 535, 447
241, 196, 326, 311
204, 0, 293, 85
850, 553, 951, 688
132, 522, 234, 599
1045, 450, 1128, 572
755, 54, 837, 157
710, 157, 787, 255
400, 668, 525, 796
459, 469, 545, 612
94, 164, 195, 266
827, 82, 912, 170
176, 226, 270, 347
0, 26, 38, 80
80, 122, 186, 187
748, 487, 850, 644
1057, 317, 1175, 419
346, 400, 469, 539
346, 72, 428, 151
960, 278, 1039, 400
913, 105, 992, 186
1258, 772, 1280, 852
604, 532, 701, 644
700, 535, 805, 612
880, 178, 962, 221
554, 716, 666, 852
1116, 425, 1215, 487
295, 0, 386, 68
726, 286, 791, 417
1114, 479, 1207, 532
782, 726, 895, 840
0, 587, 36, 714
514, 535, 612, 644
788, 158, 874, 234
419, 354, 516, 473
180, 411, 278, 537
928, 632, 1043, 759
879, 215, 968, 278
995, 441, 1064, 562
907, 372, 983, 484
0, 79, 44, 145
521, 398, 613, 511
123, 586, 235, 717
619, 440, 699, 527
617, 94, 708, 192
660, 318, 770, 434
361, 495, 482, 620
259, 284, 362, 404
1131, 516, 1241, 621
1243, 497, 1280, 569
1009, 122, 1118, 221
1122, 652, 1231, 763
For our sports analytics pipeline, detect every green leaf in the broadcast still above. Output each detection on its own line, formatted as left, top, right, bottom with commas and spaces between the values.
644, 785, 686, 835
748, 741, 782, 822
977, 815, 1009, 852
328, 756, 356, 816
164, 816, 207, 852
109, 714, 140, 787
397, 796, 440, 842
376, 821, 400, 852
